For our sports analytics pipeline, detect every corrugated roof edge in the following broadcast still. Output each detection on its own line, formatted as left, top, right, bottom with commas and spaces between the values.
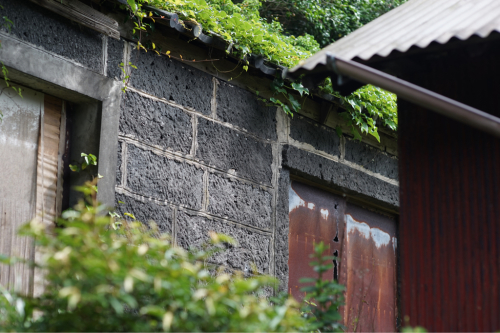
109, 0, 401, 137
114, 0, 289, 80
290, 0, 500, 73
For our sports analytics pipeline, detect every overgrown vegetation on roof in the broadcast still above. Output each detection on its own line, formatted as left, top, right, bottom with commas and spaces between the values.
124, 0, 404, 141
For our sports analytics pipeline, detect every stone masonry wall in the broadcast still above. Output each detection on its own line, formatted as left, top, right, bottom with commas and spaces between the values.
113, 47, 399, 286
2, 1, 399, 289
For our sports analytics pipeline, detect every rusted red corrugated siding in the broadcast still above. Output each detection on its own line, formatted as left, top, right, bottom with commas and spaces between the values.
398, 42, 500, 332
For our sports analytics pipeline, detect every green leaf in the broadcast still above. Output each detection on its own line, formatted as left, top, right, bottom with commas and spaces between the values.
291, 82, 308, 96
352, 126, 362, 141
335, 126, 343, 138
69, 164, 80, 172
300, 286, 316, 293
299, 277, 317, 283
127, 0, 137, 11
124, 212, 136, 220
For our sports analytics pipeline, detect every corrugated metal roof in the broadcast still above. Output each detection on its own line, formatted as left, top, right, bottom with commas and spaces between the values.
291, 0, 500, 72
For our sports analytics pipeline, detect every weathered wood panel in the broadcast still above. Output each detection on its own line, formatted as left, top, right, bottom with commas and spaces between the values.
33, 95, 64, 296
30, 0, 120, 39
0, 85, 64, 296
0, 83, 44, 295
36, 95, 63, 226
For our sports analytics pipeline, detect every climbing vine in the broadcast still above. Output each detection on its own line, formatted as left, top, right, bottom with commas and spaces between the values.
120, 0, 400, 141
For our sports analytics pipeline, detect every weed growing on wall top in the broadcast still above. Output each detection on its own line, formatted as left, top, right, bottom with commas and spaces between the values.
119, 0, 400, 141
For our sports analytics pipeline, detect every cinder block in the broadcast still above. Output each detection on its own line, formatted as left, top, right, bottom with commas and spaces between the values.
115, 193, 172, 234
176, 211, 270, 273
107, 37, 124, 80
130, 51, 212, 115
290, 116, 340, 156
345, 138, 398, 180
216, 81, 277, 140
126, 144, 204, 209
120, 90, 192, 153
207, 173, 272, 230
197, 118, 273, 184
0, 0, 103, 73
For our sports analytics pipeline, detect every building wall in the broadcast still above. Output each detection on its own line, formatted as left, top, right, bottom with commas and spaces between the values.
1, 0, 399, 289
113, 47, 399, 287
398, 40, 500, 332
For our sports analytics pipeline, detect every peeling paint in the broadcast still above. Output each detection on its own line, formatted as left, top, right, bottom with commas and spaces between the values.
343, 209, 397, 332
308, 202, 315, 210
346, 214, 391, 249
392, 237, 397, 253
346, 214, 370, 239
321, 208, 329, 219
289, 187, 305, 211
370, 228, 391, 248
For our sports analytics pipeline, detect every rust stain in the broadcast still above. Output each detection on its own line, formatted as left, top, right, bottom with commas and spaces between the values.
341, 205, 397, 332
288, 181, 344, 302
288, 182, 397, 331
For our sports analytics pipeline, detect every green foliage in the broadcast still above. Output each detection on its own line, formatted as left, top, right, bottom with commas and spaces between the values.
126, 0, 318, 67
69, 152, 98, 173
0, 181, 309, 332
401, 326, 428, 332
320, 78, 397, 140
261, 76, 308, 116
121, 0, 400, 141
260, 0, 407, 48
119, 61, 137, 93
300, 241, 344, 332
0, 284, 24, 329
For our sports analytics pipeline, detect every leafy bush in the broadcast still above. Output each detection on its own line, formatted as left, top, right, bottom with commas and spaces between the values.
300, 242, 344, 332
0, 181, 347, 332
260, 0, 407, 48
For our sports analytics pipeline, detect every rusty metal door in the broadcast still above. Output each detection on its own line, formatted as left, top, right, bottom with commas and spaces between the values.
288, 181, 397, 332
288, 181, 345, 301
342, 203, 397, 332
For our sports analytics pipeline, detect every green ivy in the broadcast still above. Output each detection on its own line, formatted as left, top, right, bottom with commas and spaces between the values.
130, 0, 318, 66
320, 78, 397, 140
260, 0, 407, 48
123, 0, 400, 141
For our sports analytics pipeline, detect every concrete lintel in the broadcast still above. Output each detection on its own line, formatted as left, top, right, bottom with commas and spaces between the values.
0, 32, 116, 102
0, 31, 122, 208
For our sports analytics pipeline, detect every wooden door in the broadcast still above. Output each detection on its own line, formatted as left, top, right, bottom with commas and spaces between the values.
0, 82, 65, 296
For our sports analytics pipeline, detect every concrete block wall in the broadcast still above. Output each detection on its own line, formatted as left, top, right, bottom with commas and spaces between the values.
114, 47, 399, 284
115, 50, 278, 275
0, 0, 105, 74
1, 0, 399, 288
